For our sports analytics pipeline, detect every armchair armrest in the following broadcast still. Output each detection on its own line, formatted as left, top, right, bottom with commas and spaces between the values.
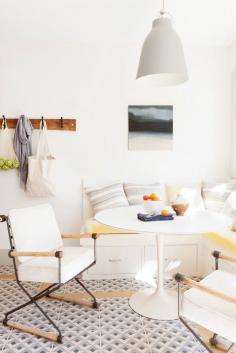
212, 251, 236, 264
174, 273, 236, 306
62, 233, 99, 240
9, 251, 63, 258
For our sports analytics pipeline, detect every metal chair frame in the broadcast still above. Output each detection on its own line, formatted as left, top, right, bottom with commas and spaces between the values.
175, 251, 236, 353
0, 214, 99, 344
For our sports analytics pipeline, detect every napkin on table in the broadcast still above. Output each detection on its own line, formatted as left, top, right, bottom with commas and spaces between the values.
137, 213, 174, 222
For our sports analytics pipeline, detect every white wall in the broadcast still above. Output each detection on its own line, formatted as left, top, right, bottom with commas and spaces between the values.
227, 41, 236, 177
0, 41, 231, 249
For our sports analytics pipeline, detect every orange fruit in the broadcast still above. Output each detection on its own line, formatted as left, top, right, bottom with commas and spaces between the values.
150, 193, 160, 201
161, 209, 170, 216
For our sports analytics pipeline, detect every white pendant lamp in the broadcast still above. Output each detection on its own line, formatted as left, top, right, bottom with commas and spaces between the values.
137, 0, 188, 85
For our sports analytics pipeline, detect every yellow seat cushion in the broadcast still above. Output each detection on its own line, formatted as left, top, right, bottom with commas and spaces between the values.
202, 231, 236, 254
85, 218, 135, 235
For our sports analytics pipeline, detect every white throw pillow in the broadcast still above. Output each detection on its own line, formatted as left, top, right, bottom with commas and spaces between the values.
124, 182, 166, 205
202, 181, 236, 212
85, 182, 129, 214
166, 181, 204, 209
222, 191, 236, 231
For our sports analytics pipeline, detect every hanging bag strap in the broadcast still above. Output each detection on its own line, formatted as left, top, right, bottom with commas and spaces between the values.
36, 120, 52, 160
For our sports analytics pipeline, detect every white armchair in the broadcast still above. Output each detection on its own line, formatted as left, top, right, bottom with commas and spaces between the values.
0, 203, 99, 343
175, 251, 236, 352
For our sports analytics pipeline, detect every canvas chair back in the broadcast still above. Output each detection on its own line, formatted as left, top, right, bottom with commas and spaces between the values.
9, 204, 63, 263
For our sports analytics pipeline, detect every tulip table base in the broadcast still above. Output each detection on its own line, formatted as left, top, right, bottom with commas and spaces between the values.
129, 288, 178, 320
129, 233, 178, 320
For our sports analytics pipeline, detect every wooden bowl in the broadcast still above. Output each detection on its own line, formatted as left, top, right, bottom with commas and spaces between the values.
172, 203, 189, 216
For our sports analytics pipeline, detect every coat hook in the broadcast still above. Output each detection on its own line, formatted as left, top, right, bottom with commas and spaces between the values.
2, 115, 6, 129
41, 116, 45, 128
60, 117, 64, 129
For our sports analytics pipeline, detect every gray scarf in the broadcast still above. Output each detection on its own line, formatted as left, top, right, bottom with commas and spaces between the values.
13, 115, 33, 187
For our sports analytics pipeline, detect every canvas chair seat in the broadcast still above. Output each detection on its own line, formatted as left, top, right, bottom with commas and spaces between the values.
181, 270, 236, 344
18, 246, 94, 284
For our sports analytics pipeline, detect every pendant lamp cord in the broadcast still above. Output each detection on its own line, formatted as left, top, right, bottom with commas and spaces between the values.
160, 0, 171, 18
160, 0, 165, 15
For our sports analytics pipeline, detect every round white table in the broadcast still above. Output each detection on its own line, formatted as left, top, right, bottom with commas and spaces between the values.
95, 206, 232, 320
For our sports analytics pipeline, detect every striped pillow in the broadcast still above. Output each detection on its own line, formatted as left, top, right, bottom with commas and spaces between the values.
124, 182, 165, 205
202, 181, 236, 212
85, 183, 129, 214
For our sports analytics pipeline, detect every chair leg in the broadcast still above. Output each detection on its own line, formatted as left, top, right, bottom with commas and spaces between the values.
3, 282, 63, 343
209, 334, 218, 348
209, 334, 235, 353
75, 277, 99, 309
180, 318, 235, 353
226, 343, 235, 353
179, 317, 213, 353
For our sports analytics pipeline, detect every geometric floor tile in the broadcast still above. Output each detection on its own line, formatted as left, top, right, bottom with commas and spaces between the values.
0, 265, 207, 353
0, 266, 14, 275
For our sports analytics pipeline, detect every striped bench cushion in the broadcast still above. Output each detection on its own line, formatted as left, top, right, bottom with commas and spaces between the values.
202, 231, 236, 254
85, 218, 135, 234
85, 183, 129, 213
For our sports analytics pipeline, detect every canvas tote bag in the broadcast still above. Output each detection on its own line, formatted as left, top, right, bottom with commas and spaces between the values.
0, 121, 19, 171
27, 122, 56, 197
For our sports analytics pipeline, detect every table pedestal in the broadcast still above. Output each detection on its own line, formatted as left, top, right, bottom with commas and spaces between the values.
129, 233, 178, 320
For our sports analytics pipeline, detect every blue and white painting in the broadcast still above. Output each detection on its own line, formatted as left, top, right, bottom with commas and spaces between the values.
128, 105, 173, 151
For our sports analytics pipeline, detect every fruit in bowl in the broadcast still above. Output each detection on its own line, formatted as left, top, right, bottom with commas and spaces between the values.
143, 193, 160, 201
143, 193, 163, 215
161, 209, 171, 216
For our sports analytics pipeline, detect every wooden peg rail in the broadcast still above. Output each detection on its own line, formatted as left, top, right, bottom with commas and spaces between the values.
0, 118, 76, 131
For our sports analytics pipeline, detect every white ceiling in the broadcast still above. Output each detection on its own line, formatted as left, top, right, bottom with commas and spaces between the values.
0, 0, 236, 46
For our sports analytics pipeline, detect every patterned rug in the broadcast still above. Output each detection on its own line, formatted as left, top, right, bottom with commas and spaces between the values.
0, 265, 206, 353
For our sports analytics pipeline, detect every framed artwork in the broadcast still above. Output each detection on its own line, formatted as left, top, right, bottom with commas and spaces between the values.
128, 105, 173, 151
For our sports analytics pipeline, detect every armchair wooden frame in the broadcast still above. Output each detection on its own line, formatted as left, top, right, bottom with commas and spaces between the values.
175, 251, 236, 353
0, 214, 99, 344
